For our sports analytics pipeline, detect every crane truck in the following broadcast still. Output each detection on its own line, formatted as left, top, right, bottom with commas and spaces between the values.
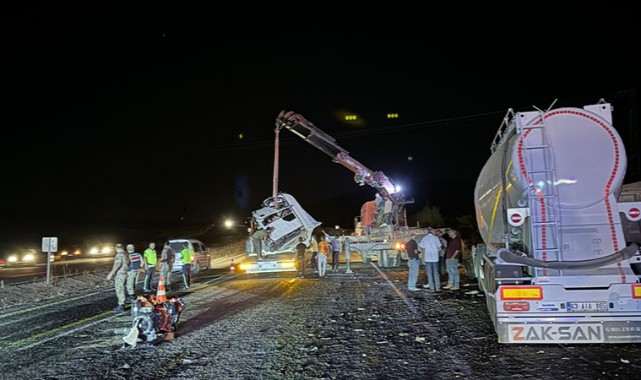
473, 99, 641, 344
241, 110, 431, 274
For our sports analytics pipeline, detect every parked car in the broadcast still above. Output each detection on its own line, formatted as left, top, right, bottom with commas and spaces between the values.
168, 238, 211, 274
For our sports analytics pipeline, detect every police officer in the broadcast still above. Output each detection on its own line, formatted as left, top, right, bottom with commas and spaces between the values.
142, 242, 157, 292
125, 244, 143, 303
180, 243, 194, 289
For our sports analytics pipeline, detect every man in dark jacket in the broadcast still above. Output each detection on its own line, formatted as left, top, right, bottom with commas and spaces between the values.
295, 237, 307, 278
444, 229, 463, 290
405, 234, 420, 291
160, 241, 176, 291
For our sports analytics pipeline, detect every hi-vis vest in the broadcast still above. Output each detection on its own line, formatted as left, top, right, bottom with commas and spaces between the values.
181, 248, 194, 264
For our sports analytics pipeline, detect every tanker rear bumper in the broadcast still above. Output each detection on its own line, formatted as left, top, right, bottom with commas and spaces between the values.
496, 316, 641, 344
491, 283, 641, 343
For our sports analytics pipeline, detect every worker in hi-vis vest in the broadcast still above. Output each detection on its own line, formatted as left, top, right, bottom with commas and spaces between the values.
142, 242, 157, 292
180, 244, 194, 289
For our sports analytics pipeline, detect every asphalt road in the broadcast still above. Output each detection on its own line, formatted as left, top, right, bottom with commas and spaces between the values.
0, 257, 114, 285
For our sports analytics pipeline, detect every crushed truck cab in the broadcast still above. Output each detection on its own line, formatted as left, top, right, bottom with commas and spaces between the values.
241, 192, 321, 274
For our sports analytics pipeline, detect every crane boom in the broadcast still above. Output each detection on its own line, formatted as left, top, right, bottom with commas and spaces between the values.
275, 110, 413, 212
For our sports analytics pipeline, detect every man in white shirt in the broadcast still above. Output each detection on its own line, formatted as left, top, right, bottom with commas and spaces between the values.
418, 228, 443, 291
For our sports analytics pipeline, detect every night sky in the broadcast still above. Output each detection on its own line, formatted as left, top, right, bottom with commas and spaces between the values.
1, 3, 639, 245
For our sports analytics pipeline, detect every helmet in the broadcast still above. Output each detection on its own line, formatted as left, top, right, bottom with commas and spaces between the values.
126, 244, 134, 253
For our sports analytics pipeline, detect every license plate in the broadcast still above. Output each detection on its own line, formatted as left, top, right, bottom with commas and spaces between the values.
507, 323, 605, 343
566, 301, 608, 312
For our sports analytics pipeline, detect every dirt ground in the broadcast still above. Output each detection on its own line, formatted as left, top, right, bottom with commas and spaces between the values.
0, 271, 111, 308
2, 251, 641, 379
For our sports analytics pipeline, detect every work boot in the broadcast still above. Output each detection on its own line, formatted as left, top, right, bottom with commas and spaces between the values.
124, 296, 132, 304
113, 304, 125, 313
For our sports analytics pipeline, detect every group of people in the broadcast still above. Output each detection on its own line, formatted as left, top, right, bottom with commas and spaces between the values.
106, 241, 196, 313
295, 234, 348, 278
405, 228, 463, 292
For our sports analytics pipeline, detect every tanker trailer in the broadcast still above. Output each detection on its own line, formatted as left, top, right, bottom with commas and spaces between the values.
473, 100, 641, 344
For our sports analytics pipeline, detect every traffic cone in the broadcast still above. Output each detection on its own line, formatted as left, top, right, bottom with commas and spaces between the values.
229, 258, 236, 274
156, 274, 167, 303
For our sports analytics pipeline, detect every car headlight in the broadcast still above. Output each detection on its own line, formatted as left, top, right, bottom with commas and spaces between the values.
89, 247, 98, 254
101, 246, 112, 254
23, 254, 35, 262
7, 255, 18, 263
60, 250, 69, 256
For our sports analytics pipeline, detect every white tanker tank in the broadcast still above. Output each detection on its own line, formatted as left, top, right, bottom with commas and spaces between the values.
473, 100, 641, 344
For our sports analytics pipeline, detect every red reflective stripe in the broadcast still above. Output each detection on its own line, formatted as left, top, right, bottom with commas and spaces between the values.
518, 110, 623, 281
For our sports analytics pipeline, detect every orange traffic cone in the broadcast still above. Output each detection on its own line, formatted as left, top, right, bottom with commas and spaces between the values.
156, 274, 167, 303
230, 258, 236, 274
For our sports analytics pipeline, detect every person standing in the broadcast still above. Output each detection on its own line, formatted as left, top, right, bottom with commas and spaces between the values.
382, 198, 393, 226
180, 243, 194, 289
106, 243, 130, 313
318, 235, 330, 278
309, 235, 319, 273
444, 229, 463, 290
125, 244, 142, 304
295, 237, 307, 278
330, 235, 341, 272
142, 242, 157, 292
251, 227, 272, 258
343, 236, 353, 274
405, 234, 420, 291
419, 228, 443, 292
160, 241, 176, 292
374, 193, 384, 226
436, 229, 448, 275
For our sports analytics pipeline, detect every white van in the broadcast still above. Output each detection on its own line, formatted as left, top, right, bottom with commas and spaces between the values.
169, 238, 211, 274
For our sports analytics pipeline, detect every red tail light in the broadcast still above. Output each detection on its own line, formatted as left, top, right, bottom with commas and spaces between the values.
504, 301, 530, 311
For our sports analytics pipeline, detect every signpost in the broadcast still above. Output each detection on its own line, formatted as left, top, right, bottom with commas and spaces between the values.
42, 237, 58, 285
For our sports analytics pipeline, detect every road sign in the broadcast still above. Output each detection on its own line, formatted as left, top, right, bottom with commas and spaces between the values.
42, 237, 58, 253
507, 208, 527, 227
630, 208, 640, 219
